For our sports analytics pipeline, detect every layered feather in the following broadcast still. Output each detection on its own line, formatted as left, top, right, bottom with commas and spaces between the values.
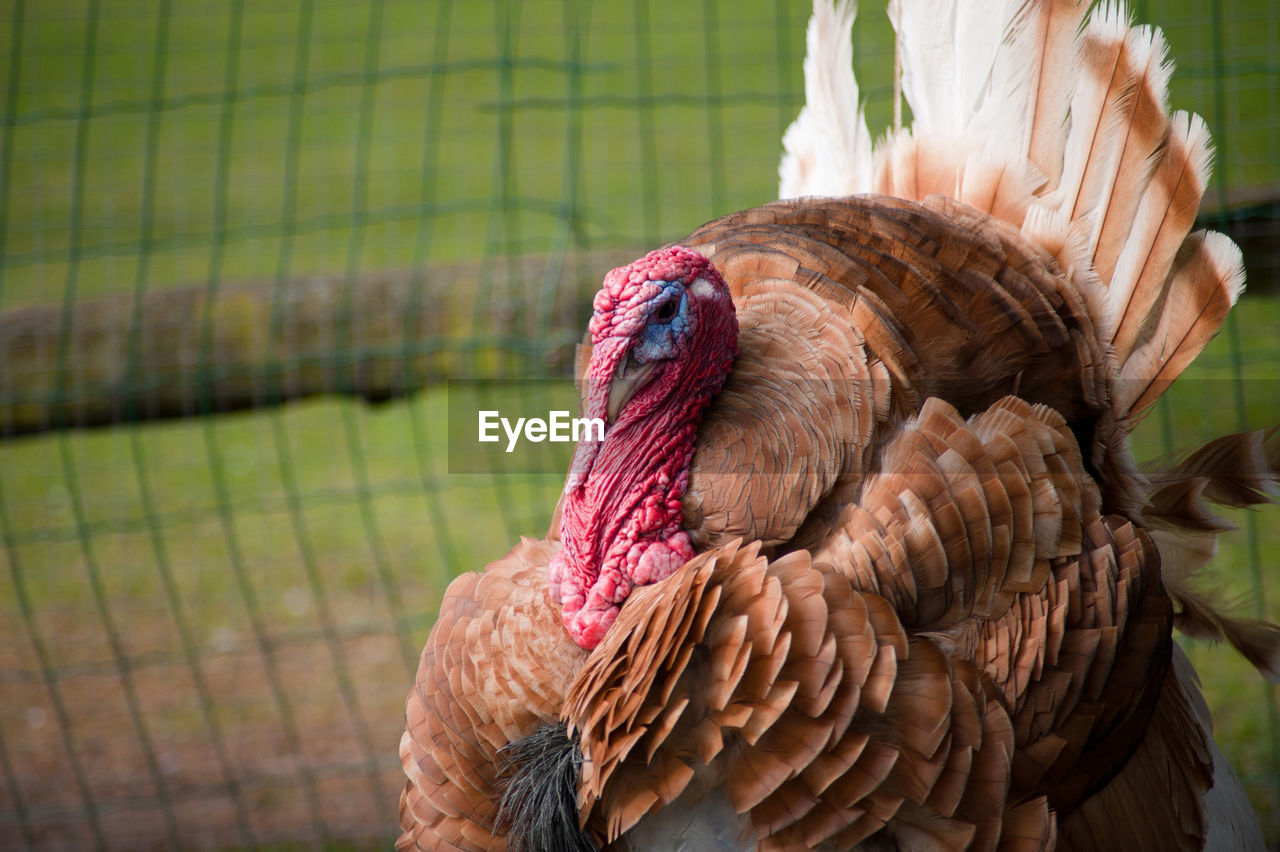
678, 195, 1108, 554
399, 1, 1272, 848
783, 0, 1268, 687
397, 540, 589, 851
565, 396, 1193, 848
784, 0, 1246, 425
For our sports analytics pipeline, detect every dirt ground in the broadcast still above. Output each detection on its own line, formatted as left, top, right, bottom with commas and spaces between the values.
0, 617, 414, 850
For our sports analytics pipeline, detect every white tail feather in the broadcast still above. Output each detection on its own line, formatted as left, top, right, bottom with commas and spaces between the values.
782, 0, 1246, 424
779, 0, 873, 197
991, 0, 1091, 186
1081, 25, 1173, 280
1052, 2, 1130, 222
887, 0, 1012, 137
1106, 112, 1216, 360
1117, 230, 1244, 416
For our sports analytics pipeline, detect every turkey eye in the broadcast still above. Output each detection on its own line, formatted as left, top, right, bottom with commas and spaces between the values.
655, 301, 677, 321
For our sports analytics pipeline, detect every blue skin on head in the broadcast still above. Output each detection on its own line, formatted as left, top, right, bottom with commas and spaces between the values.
630, 281, 691, 365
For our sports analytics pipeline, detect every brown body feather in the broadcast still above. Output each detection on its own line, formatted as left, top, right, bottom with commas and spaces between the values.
566, 397, 1183, 849
397, 540, 589, 851
678, 196, 1109, 556
399, 1, 1275, 848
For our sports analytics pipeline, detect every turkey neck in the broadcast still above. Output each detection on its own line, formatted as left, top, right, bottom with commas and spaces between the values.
559, 383, 708, 576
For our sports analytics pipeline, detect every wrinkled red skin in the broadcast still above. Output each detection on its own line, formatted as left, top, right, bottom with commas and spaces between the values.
549, 247, 738, 649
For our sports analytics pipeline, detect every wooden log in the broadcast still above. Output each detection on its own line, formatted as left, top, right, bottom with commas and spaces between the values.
0, 249, 635, 436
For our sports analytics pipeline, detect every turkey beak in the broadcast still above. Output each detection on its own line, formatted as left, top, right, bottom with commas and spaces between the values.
607, 350, 659, 423
566, 341, 645, 494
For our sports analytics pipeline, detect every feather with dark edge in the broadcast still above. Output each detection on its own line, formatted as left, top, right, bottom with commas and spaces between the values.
398, 1, 1275, 848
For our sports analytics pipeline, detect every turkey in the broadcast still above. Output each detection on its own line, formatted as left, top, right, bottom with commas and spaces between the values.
399, 0, 1280, 849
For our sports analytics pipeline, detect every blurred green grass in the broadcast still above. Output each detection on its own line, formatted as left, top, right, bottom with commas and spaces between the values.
1, 1, 1277, 312
0, 0, 819, 308
0, 0, 1278, 847
1132, 298, 1280, 837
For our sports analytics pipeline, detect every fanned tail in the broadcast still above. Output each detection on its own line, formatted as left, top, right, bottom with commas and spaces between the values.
879, 0, 1261, 676
785, 0, 1246, 426
882, 0, 1246, 424
781, 0, 1268, 677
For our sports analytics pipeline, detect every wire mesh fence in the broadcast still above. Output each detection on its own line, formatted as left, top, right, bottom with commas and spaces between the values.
0, 0, 1277, 848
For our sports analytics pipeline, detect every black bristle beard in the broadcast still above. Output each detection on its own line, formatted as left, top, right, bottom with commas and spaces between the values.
497, 722, 601, 852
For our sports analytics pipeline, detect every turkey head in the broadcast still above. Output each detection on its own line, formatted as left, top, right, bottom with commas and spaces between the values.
549, 246, 739, 649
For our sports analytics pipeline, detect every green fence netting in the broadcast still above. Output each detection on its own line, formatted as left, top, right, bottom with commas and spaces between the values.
0, 1, 1277, 848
